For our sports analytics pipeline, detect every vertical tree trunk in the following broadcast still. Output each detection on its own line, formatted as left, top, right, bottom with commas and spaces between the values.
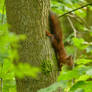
6, 0, 60, 92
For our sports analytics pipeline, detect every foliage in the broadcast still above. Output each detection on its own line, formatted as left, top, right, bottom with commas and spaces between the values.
1, 0, 92, 92
0, 22, 40, 92
38, 0, 92, 92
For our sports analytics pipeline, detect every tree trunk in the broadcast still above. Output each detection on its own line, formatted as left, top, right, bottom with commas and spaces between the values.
6, 0, 60, 92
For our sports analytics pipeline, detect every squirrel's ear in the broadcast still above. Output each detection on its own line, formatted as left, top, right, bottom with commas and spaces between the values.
68, 55, 73, 59
66, 56, 73, 66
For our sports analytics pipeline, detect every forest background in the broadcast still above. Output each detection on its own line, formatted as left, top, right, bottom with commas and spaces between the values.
0, 0, 92, 92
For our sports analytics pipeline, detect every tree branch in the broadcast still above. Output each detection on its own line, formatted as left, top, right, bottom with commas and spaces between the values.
58, 3, 92, 18
67, 16, 77, 37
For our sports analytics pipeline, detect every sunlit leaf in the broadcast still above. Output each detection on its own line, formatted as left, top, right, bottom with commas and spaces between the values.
69, 81, 92, 92
38, 81, 68, 92
76, 59, 92, 64
72, 38, 88, 50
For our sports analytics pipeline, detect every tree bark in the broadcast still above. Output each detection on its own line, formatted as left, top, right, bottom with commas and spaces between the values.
6, 0, 60, 92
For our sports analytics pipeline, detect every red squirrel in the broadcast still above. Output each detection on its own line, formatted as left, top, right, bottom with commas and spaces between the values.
46, 11, 73, 71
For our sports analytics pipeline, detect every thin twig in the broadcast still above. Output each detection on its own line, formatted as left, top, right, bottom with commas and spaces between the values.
67, 16, 77, 85
58, 3, 92, 18
83, 42, 92, 45
67, 16, 77, 37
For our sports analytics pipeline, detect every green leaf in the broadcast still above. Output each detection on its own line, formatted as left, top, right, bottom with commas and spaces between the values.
86, 69, 92, 76
14, 63, 40, 78
78, 75, 90, 81
58, 66, 91, 81
72, 38, 88, 50
37, 81, 67, 92
76, 59, 92, 64
69, 81, 92, 92
0, 0, 5, 14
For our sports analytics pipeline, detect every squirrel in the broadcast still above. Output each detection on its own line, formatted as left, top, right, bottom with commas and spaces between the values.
46, 11, 73, 71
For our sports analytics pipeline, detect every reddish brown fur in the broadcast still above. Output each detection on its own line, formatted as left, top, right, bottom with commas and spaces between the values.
46, 11, 73, 70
